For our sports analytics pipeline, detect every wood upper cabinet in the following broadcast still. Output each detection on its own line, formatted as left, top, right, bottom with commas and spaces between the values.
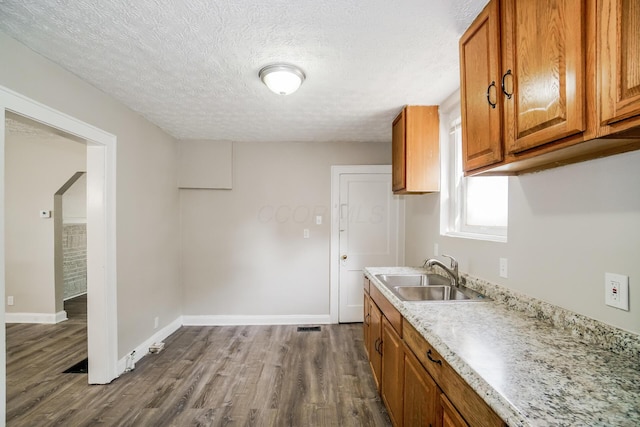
392, 106, 440, 194
460, 0, 640, 175
459, 0, 504, 171
599, 0, 640, 126
381, 317, 404, 427
502, 0, 587, 154
404, 346, 441, 427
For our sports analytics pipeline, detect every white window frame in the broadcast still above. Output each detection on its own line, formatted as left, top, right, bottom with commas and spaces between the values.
439, 90, 508, 243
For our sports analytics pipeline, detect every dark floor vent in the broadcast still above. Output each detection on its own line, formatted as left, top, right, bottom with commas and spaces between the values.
297, 326, 321, 332
63, 358, 88, 374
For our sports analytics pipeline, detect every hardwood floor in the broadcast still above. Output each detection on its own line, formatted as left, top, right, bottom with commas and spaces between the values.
6, 300, 390, 426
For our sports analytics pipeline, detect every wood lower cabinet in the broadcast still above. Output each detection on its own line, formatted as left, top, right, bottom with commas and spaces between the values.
404, 345, 441, 427
363, 276, 506, 427
382, 317, 405, 426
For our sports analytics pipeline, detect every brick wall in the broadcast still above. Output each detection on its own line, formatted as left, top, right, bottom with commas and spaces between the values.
63, 223, 87, 299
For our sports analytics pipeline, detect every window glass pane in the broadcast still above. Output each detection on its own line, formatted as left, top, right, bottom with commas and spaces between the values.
465, 176, 508, 227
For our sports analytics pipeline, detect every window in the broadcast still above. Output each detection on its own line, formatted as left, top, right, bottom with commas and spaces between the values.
441, 115, 508, 242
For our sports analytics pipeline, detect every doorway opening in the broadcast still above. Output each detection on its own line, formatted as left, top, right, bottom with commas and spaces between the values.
0, 85, 118, 413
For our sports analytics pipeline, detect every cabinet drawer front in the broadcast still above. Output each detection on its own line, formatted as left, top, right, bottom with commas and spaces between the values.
403, 319, 445, 384
370, 285, 402, 336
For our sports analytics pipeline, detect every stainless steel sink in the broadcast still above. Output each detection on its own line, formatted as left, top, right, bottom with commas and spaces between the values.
374, 273, 490, 302
393, 285, 471, 301
375, 274, 451, 287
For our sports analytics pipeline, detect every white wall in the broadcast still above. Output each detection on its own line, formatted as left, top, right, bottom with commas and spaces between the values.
5, 125, 85, 315
63, 173, 86, 223
405, 150, 640, 334
0, 32, 181, 357
180, 140, 391, 318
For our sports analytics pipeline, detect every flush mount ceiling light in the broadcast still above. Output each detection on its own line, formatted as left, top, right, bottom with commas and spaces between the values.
259, 64, 306, 95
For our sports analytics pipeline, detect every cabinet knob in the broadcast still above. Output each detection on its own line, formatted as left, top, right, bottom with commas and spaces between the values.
341, 254, 348, 260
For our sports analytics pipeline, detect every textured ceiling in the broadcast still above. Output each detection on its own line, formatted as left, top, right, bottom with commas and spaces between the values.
0, 0, 487, 143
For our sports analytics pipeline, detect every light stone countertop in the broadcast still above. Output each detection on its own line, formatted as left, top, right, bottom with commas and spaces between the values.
364, 266, 640, 427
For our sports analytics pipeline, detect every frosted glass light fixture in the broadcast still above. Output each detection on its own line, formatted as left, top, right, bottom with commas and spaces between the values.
259, 64, 306, 95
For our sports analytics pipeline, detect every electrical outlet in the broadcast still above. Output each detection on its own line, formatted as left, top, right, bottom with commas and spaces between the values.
499, 258, 508, 278
605, 273, 629, 311
303, 229, 310, 238
434, 243, 439, 256
315, 215, 322, 225
7, 296, 14, 306
154, 317, 159, 329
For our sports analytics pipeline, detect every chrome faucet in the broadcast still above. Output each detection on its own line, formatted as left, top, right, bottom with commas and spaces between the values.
423, 254, 459, 287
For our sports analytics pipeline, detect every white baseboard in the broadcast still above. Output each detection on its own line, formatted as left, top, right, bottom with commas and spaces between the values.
116, 316, 182, 375
182, 314, 332, 326
6, 310, 68, 324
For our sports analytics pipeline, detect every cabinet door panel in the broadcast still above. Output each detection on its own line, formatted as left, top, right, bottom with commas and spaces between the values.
381, 317, 404, 427
460, 0, 503, 172
600, 0, 640, 125
441, 394, 469, 427
392, 111, 406, 192
363, 293, 371, 357
369, 302, 382, 392
504, 0, 586, 153
404, 350, 440, 427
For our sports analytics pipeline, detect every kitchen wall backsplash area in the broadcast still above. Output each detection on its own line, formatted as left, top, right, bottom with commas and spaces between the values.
454, 271, 640, 364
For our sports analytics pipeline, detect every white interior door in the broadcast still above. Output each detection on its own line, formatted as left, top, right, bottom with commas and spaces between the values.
337, 170, 404, 322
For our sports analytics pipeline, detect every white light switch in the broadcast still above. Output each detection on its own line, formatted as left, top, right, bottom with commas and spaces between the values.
315, 216, 322, 225
605, 272, 629, 311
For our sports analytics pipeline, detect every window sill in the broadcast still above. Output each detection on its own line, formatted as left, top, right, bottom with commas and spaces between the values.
442, 230, 507, 243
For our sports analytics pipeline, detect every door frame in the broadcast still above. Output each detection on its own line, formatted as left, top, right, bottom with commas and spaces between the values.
0, 85, 118, 394
329, 165, 404, 323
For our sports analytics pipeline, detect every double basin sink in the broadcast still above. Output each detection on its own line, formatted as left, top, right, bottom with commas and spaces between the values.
375, 273, 490, 302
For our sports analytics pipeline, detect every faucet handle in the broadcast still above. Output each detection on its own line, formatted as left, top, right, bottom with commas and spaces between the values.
442, 254, 458, 269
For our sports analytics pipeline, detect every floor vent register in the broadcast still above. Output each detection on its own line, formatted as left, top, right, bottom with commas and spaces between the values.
297, 326, 321, 332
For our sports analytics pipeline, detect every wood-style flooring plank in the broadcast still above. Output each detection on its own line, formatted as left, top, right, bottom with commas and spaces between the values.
7, 300, 390, 427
